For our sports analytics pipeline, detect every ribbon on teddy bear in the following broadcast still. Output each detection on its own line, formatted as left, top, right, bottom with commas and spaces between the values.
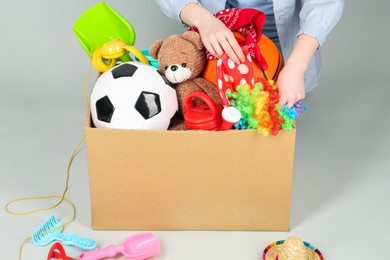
189, 7, 268, 71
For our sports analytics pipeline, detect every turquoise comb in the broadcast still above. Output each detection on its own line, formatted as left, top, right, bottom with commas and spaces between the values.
32, 214, 97, 250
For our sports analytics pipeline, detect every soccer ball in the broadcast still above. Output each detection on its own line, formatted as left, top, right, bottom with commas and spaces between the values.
90, 62, 178, 130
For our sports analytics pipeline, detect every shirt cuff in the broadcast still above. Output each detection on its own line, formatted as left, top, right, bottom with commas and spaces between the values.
174, 0, 200, 25
297, 22, 327, 46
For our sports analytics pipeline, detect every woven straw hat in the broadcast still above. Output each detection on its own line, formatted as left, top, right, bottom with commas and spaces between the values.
263, 237, 323, 260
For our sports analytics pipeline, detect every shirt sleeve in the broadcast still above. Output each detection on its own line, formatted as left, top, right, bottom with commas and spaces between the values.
298, 0, 345, 46
154, 0, 200, 24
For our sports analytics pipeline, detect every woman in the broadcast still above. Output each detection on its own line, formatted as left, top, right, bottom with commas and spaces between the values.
153, 0, 345, 107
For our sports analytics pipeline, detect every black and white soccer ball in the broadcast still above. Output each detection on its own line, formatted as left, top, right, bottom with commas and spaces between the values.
90, 62, 178, 130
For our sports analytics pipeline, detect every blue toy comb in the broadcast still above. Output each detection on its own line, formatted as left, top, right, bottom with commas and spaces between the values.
32, 214, 97, 250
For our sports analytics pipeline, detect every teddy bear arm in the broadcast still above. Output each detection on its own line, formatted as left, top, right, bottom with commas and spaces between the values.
192, 77, 222, 105
175, 80, 204, 115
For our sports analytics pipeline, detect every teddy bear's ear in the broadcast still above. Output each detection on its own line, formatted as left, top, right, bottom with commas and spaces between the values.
182, 31, 204, 51
149, 39, 164, 59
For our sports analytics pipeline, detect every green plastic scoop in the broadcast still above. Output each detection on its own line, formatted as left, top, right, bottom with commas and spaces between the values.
73, 2, 136, 59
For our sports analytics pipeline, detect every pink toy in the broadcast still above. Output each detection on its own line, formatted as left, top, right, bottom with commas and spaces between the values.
78, 232, 160, 260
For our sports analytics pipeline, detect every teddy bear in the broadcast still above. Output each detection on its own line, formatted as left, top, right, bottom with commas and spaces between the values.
149, 31, 221, 130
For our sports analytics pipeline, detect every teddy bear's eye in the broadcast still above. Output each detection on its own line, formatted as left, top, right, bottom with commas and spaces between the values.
181, 63, 187, 68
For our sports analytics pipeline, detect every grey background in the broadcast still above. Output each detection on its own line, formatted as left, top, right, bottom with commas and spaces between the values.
1, 0, 389, 259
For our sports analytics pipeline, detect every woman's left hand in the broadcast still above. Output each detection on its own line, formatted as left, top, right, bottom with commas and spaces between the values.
276, 34, 319, 108
277, 64, 306, 108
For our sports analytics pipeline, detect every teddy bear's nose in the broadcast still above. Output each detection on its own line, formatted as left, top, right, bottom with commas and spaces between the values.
170, 65, 178, 71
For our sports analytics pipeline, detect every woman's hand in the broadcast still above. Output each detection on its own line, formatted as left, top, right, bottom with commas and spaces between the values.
277, 34, 319, 108
277, 64, 306, 108
196, 16, 245, 63
180, 3, 245, 63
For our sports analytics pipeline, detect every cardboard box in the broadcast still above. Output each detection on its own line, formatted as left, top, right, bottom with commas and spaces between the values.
85, 113, 296, 231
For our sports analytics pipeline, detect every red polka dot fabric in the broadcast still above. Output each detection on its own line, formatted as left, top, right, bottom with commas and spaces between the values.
216, 46, 255, 106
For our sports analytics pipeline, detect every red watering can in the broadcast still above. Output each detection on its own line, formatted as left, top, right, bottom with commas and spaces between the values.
184, 91, 241, 131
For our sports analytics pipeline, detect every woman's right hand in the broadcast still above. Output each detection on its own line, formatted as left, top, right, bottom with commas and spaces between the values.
180, 3, 245, 64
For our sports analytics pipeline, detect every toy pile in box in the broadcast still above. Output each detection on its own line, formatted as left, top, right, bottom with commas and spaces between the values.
76, 3, 307, 136
74, 0, 298, 239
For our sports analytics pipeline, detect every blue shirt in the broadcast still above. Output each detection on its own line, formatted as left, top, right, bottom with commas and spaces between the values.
225, 0, 274, 16
153, 0, 345, 92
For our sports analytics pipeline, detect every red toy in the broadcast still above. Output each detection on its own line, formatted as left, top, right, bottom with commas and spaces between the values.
184, 91, 240, 131
47, 242, 75, 260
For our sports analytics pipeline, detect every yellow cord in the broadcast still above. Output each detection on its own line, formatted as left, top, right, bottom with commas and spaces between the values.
5, 136, 84, 216
6, 57, 94, 260
19, 237, 31, 260
6, 137, 83, 260
16, 196, 77, 260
